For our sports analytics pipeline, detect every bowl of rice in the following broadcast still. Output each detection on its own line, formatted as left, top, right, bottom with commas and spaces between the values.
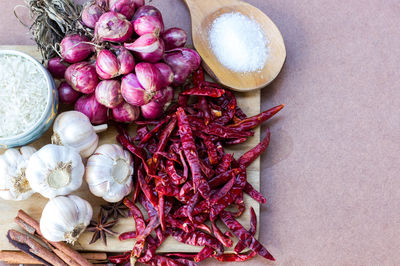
0, 50, 58, 149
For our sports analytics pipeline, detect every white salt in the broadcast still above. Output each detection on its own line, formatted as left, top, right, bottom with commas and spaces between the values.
209, 12, 269, 73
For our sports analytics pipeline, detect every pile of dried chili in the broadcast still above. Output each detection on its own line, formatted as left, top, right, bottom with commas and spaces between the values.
110, 67, 284, 265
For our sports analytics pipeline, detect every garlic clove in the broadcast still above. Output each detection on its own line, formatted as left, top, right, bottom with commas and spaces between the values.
0, 146, 36, 201
52, 111, 107, 158
26, 144, 84, 198
40, 195, 93, 244
86, 144, 133, 202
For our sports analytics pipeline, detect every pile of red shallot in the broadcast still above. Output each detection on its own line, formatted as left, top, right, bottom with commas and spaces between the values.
48, 0, 200, 124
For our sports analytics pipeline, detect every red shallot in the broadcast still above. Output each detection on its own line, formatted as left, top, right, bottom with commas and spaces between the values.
109, 0, 136, 20
141, 100, 163, 120
121, 73, 154, 106
47, 57, 68, 79
95, 80, 123, 108
95, 11, 133, 42
57, 82, 81, 105
124, 33, 164, 63
114, 46, 135, 75
135, 62, 162, 92
162, 28, 187, 50
75, 93, 109, 124
65, 62, 99, 94
60, 34, 93, 63
81, 2, 104, 29
163, 48, 201, 85
96, 49, 120, 79
154, 63, 174, 87
132, 5, 163, 23
134, 15, 164, 36
112, 102, 140, 123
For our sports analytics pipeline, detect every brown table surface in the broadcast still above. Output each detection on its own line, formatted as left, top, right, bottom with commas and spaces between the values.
1, 0, 400, 265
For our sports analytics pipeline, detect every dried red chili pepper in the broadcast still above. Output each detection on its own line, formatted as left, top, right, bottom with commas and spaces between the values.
214, 251, 257, 262
228, 104, 284, 131
108, 251, 130, 264
137, 169, 158, 208
153, 115, 177, 160
220, 210, 274, 261
198, 96, 212, 125
181, 86, 225, 98
139, 116, 170, 144
209, 170, 246, 221
208, 168, 241, 189
167, 228, 223, 253
199, 133, 219, 165
166, 160, 186, 185
215, 154, 233, 175
194, 246, 215, 262
235, 106, 248, 120
209, 176, 235, 205
244, 182, 267, 204
235, 207, 257, 253
202, 124, 254, 139
123, 198, 146, 235
176, 107, 210, 198
192, 67, 204, 86
166, 216, 194, 233
238, 128, 271, 167
119, 230, 137, 241
211, 221, 233, 248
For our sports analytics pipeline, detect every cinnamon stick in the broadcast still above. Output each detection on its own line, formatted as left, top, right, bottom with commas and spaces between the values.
0, 251, 42, 264
17, 209, 93, 266
7, 229, 66, 266
0, 251, 108, 264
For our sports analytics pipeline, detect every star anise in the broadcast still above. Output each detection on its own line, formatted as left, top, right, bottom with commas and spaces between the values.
86, 210, 118, 245
101, 200, 129, 219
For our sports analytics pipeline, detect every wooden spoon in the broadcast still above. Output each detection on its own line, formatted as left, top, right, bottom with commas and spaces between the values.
183, 0, 286, 92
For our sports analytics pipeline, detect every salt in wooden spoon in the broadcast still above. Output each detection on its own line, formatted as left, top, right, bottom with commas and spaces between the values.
183, 0, 286, 92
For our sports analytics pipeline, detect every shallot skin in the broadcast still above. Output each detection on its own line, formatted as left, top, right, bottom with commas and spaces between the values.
112, 102, 140, 123
58, 82, 81, 105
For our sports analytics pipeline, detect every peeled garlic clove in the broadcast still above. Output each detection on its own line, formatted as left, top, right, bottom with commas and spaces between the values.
86, 144, 133, 202
0, 146, 36, 201
40, 195, 93, 244
26, 144, 84, 198
52, 111, 107, 158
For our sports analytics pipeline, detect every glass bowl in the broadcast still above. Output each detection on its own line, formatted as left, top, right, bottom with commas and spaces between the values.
0, 50, 58, 149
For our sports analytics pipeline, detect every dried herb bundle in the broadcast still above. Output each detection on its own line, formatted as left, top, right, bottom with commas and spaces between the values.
19, 0, 93, 61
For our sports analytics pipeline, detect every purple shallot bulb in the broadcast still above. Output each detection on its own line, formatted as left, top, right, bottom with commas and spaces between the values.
60, 34, 93, 63
162, 28, 187, 50
47, 57, 68, 79
112, 102, 140, 123
95, 12, 133, 42
124, 33, 164, 63
75, 94, 109, 124
82, 3, 104, 29
95, 80, 123, 108
65, 62, 99, 94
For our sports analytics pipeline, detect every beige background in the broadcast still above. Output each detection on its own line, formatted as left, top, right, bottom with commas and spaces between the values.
1, 0, 400, 265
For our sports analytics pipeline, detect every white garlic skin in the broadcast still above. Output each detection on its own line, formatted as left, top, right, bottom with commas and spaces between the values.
52, 111, 105, 158
40, 195, 93, 244
0, 146, 36, 201
86, 144, 133, 202
26, 144, 84, 198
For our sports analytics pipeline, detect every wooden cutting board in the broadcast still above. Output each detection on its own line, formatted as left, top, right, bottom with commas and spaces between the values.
0, 45, 261, 253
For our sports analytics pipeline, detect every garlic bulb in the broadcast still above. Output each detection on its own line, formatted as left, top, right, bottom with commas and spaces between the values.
86, 144, 133, 202
40, 195, 93, 244
51, 111, 108, 158
26, 144, 84, 198
0, 146, 36, 201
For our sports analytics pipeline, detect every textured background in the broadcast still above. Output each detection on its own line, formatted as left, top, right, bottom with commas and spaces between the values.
1, 0, 400, 265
